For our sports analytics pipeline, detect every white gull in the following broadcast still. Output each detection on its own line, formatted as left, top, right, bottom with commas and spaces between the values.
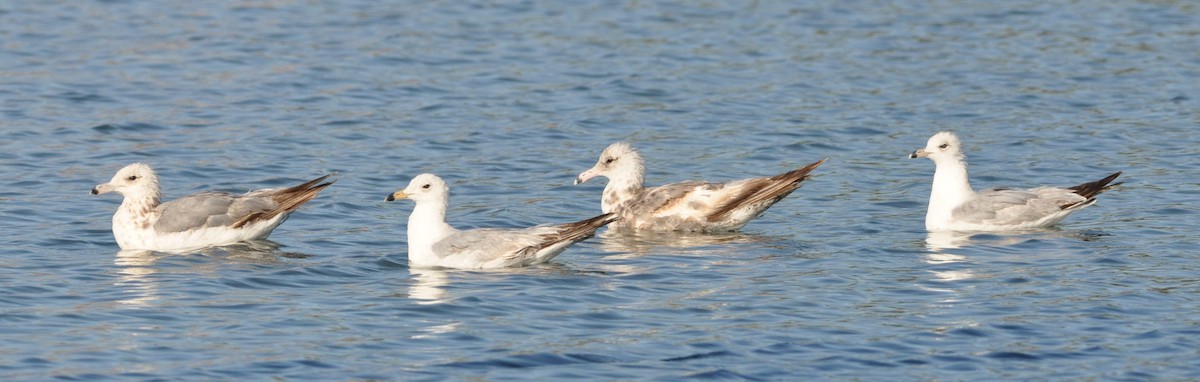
574, 142, 826, 232
385, 173, 615, 269
909, 131, 1122, 231
92, 163, 334, 251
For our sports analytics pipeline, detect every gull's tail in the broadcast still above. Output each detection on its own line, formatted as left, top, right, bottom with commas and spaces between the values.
511, 213, 618, 263
1060, 171, 1122, 210
1068, 171, 1123, 200
541, 213, 619, 250
233, 174, 336, 228
705, 158, 827, 221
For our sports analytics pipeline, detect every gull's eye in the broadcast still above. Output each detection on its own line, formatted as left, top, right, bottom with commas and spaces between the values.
127, 175, 139, 181
422, 184, 430, 189
938, 143, 949, 149
604, 157, 615, 164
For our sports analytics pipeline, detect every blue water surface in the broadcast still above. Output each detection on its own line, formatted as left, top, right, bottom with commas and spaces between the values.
2, 0, 1198, 380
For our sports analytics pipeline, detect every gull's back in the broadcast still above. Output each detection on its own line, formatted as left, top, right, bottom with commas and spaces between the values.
952, 187, 1089, 228
431, 227, 556, 268
153, 192, 276, 233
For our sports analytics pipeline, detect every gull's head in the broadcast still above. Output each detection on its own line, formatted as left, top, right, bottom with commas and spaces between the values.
92, 163, 159, 197
575, 142, 644, 185
909, 131, 964, 162
386, 173, 449, 204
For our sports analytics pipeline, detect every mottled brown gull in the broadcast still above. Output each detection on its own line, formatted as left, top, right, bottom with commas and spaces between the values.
909, 131, 1122, 231
386, 173, 615, 269
91, 163, 334, 251
574, 142, 826, 232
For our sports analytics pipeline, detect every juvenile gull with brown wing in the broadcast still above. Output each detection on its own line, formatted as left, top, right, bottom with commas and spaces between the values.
574, 142, 826, 232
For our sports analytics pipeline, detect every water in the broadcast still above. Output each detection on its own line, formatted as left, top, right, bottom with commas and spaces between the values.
2, 0, 1198, 380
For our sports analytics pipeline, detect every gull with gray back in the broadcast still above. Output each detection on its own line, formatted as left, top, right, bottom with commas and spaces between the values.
909, 131, 1122, 231
92, 163, 334, 251
386, 173, 615, 269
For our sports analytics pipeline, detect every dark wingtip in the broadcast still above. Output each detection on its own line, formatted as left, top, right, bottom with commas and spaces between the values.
90, 188, 99, 195
323, 173, 339, 184
308, 182, 335, 196
810, 157, 829, 168
809, 157, 829, 168
599, 212, 619, 226
276, 173, 336, 195
231, 175, 335, 228
1068, 171, 1123, 199
385, 194, 395, 202
580, 212, 618, 228
770, 158, 827, 182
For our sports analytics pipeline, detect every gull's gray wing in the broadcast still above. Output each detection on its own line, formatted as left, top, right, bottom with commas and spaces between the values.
952, 187, 1087, 226
430, 213, 615, 267
152, 192, 277, 233
432, 228, 547, 263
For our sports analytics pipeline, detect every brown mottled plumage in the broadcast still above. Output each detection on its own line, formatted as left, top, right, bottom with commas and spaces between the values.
575, 142, 826, 232
706, 159, 827, 222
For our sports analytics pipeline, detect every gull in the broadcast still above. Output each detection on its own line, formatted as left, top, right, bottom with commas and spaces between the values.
92, 163, 334, 251
385, 173, 616, 269
909, 131, 1122, 231
574, 142, 826, 232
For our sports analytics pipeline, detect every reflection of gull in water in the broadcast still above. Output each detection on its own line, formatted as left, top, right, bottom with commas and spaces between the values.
922, 229, 1111, 283
113, 240, 310, 306
193, 239, 311, 263
114, 249, 168, 306
407, 267, 449, 303
928, 229, 1101, 252
404, 268, 461, 339
413, 322, 462, 339
925, 230, 972, 253
923, 231, 975, 283
596, 229, 782, 258
592, 230, 803, 276
929, 268, 974, 283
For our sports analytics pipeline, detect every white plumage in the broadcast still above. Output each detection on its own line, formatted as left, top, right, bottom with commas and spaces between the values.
909, 131, 1122, 231
386, 173, 615, 269
92, 163, 334, 251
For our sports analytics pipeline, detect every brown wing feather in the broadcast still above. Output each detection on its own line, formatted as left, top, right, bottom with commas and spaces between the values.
510, 213, 617, 259
232, 174, 336, 228
705, 158, 826, 222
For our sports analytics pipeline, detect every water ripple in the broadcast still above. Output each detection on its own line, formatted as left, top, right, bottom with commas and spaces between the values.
1, 0, 1198, 380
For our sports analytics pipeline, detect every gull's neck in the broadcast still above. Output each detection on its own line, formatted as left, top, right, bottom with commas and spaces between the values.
926, 156, 974, 230
601, 161, 646, 213
407, 198, 458, 265
115, 186, 162, 229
